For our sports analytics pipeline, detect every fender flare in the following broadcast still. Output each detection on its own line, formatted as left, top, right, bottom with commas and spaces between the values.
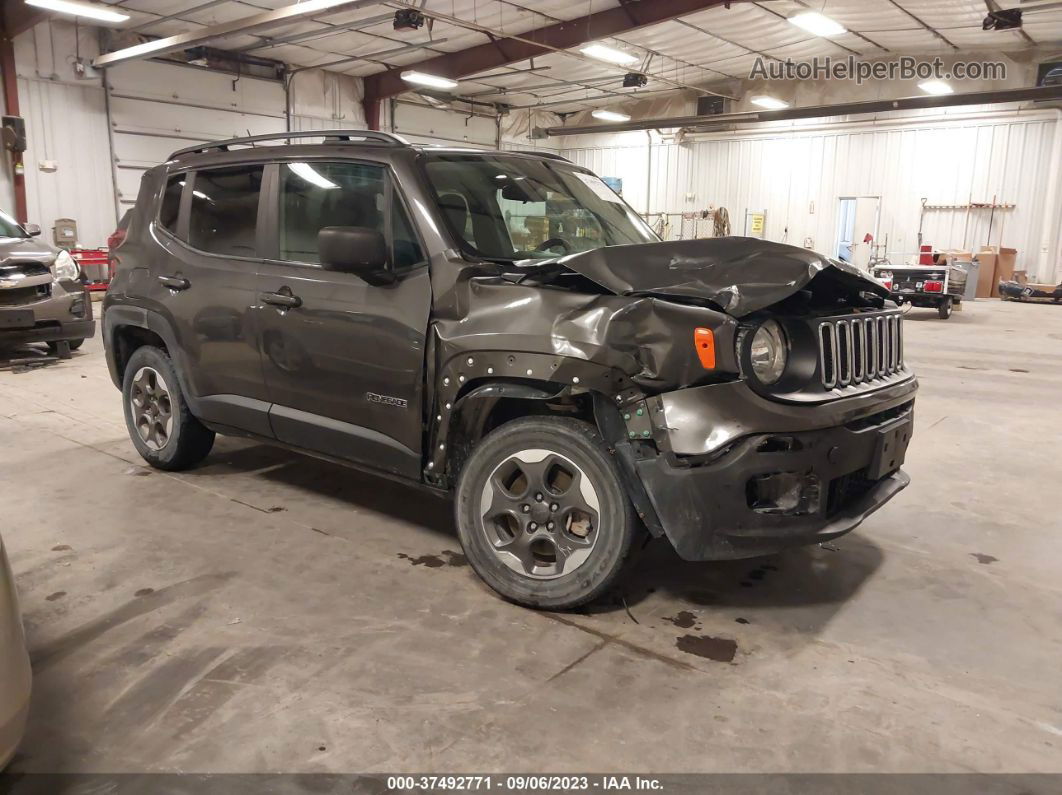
103, 304, 202, 415
436, 365, 665, 537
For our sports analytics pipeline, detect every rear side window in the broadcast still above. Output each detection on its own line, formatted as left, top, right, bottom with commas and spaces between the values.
188, 165, 264, 257
279, 161, 385, 264
158, 176, 183, 233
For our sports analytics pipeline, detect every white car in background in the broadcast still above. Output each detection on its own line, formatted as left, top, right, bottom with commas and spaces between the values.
0, 529, 30, 769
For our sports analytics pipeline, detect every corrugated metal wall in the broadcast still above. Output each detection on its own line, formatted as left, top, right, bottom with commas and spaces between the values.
17, 76, 117, 250
107, 60, 287, 214
562, 110, 1062, 283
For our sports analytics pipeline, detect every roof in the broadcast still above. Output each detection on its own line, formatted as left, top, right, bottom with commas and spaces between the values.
114, 0, 1061, 113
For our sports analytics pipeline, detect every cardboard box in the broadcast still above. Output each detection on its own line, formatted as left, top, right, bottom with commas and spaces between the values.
975, 251, 998, 298
992, 247, 1017, 297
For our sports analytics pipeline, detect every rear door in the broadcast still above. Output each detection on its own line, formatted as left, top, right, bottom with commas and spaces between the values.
149, 164, 271, 436
253, 159, 432, 479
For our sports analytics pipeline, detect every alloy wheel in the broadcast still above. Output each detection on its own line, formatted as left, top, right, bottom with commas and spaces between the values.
478, 448, 600, 579
129, 366, 173, 451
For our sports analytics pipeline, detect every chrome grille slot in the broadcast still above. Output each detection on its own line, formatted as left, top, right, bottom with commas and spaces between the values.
837, 320, 852, 386
818, 311, 904, 391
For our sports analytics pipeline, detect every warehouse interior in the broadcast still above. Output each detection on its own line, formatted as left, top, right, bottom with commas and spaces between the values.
0, 0, 1061, 786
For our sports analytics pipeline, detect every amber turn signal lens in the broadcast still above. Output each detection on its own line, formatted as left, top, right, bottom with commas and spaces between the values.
694, 327, 716, 369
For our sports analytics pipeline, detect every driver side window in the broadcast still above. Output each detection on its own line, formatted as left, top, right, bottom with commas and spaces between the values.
279, 161, 385, 264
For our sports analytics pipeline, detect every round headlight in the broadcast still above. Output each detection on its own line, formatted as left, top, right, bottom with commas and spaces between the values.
749, 320, 788, 385
52, 250, 80, 282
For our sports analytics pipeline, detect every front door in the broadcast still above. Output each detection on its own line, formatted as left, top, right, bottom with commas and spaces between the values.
253, 159, 432, 479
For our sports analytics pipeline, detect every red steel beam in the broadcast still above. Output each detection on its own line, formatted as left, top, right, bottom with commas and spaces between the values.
363, 0, 739, 102
0, 36, 26, 223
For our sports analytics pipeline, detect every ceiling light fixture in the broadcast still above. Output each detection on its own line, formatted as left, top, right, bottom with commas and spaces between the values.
918, 79, 954, 95
401, 70, 458, 90
580, 44, 639, 66
27, 0, 129, 23
592, 109, 631, 122
787, 10, 846, 37
750, 95, 790, 110
289, 163, 339, 190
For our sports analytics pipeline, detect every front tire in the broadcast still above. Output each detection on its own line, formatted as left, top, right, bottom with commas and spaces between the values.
122, 346, 215, 470
455, 416, 639, 609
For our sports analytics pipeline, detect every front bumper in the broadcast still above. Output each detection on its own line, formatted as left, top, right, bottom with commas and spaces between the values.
0, 282, 95, 346
630, 378, 917, 560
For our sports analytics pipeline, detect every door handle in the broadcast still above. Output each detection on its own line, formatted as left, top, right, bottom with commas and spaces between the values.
260, 291, 303, 309
158, 275, 190, 290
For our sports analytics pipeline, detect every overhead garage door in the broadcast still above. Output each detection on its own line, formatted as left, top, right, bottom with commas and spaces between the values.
107, 60, 287, 211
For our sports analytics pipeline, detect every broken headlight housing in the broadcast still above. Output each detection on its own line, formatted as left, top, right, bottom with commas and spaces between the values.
748, 319, 789, 385
52, 250, 80, 282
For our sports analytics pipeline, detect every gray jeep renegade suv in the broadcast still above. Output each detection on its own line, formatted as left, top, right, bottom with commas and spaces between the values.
104, 130, 916, 609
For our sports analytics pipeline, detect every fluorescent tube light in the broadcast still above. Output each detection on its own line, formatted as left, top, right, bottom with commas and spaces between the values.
289, 163, 338, 190
918, 79, 954, 95
401, 71, 458, 90
750, 95, 790, 110
580, 44, 639, 66
788, 10, 846, 37
27, 0, 130, 23
592, 109, 632, 122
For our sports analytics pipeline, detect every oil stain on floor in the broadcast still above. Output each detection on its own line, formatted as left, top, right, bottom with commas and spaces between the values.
397, 550, 468, 568
675, 634, 738, 663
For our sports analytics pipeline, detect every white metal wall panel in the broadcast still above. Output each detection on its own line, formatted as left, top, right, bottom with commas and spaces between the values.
562, 112, 1062, 283
17, 77, 117, 249
107, 60, 287, 210
392, 103, 498, 148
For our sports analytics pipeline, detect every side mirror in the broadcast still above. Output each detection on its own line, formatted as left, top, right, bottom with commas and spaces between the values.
318, 226, 392, 283
23, 223, 40, 237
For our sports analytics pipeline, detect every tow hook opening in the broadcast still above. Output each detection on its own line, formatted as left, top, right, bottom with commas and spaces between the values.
747, 471, 821, 515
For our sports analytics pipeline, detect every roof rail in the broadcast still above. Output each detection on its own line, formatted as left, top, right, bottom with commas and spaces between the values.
513, 150, 570, 162
170, 129, 408, 159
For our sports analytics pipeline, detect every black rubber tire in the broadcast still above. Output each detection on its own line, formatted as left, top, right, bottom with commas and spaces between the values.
455, 416, 639, 610
122, 345, 215, 471
46, 339, 84, 352
938, 297, 953, 319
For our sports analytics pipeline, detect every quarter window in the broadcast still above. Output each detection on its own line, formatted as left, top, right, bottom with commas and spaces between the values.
159, 175, 183, 234
279, 161, 385, 264
187, 165, 264, 257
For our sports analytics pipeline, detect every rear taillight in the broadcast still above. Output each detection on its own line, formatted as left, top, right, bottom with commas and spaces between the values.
106, 227, 127, 283
107, 227, 127, 250
923, 281, 943, 293
882, 280, 893, 291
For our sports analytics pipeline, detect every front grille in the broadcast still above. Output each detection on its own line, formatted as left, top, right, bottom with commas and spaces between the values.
0, 283, 50, 306
818, 311, 903, 390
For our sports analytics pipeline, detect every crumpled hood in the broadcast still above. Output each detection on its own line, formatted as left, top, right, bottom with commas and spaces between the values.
551, 236, 887, 317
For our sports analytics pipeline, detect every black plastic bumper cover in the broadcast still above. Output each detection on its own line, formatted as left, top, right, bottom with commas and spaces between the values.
635, 413, 913, 561
0, 318, 95, 345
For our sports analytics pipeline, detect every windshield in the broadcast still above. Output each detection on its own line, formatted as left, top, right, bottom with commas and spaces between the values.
0, 209, 26, 239
421, 152, 657, 262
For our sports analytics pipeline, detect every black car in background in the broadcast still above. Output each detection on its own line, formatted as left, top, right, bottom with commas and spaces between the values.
103, 130, 917, 609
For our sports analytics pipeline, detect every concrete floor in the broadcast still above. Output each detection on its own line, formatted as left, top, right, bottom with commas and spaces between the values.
0, 298, 1060, 774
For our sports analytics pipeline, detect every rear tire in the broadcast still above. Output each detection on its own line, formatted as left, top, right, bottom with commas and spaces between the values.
455, 416, 639, 610
938, 297, 953, 319
122, 346, 214, 471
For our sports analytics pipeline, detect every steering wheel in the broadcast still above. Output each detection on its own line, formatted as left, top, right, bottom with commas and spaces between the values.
535, 237, 572, 254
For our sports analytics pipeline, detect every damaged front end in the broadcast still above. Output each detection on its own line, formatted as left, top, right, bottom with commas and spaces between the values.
427, 236, 917, 560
